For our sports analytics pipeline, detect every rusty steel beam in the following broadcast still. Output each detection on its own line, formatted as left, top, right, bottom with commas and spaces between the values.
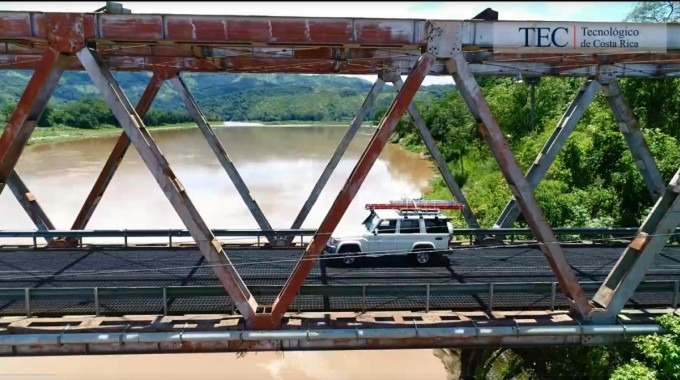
69, 71, 167, 233
2, 53, 680, 77
167, 75, 275, 244
495, 79, 601, 229
76, 47, 258, 321
599, 76, 665, 201
6, 171, 55, 243
0, 49, 65, 198
269, 53, 434, 325
392, 77, 481, 232
446, 53, 593, 319
591, 168, 680, 321
285, 77, 386, 244
0, 12, 428, 46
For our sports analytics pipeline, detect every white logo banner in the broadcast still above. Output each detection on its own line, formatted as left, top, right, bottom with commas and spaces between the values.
492, 22, 667, 53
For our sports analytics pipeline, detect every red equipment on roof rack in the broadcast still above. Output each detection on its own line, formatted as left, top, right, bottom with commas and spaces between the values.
365, 200, 465, 211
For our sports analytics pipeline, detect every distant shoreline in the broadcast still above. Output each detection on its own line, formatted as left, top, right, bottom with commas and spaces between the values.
26, 121, 375, 146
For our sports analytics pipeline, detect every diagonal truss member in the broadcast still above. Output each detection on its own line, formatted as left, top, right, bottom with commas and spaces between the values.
265, 53, 435, 326
495, 75, 664, 229
76, 47, 258, 321
591, 167, 680, 321
167, 75, 275, 243
6, 171, 55, 243
284, 77, 386, 244
494, 79, 602, 228
0, 49, 65, 241
598, 73, 665, 200
68, 70, 168, 237
392, 77, 481, 232
445, 52, 592, 318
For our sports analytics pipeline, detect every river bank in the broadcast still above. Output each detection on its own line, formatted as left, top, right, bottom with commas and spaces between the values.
25, 120, 375, 147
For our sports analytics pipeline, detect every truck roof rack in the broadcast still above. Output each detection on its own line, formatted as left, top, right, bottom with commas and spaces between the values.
365, 200, 465, 212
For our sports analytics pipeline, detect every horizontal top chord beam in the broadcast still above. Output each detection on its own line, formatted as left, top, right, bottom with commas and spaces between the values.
0, 12, 678, 76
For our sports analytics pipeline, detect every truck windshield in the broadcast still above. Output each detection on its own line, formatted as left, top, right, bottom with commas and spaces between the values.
363, 213, 380, 232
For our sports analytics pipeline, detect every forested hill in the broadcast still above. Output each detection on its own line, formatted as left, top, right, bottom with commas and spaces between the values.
0, 71, 452, 122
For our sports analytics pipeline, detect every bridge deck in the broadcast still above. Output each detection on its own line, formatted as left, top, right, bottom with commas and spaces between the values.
0, 245, 678, 317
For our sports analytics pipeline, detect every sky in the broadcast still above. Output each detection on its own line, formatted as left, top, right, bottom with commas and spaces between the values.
0, 1, 640, 85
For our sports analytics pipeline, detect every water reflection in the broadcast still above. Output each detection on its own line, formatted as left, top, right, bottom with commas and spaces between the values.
0, 126, 435, 243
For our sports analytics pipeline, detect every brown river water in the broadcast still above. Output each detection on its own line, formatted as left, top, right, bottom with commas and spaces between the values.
0, 125, 446, 379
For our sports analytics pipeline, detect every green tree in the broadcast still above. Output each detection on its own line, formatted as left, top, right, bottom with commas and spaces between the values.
625, 1, 680, 22
612, 314, 680, 379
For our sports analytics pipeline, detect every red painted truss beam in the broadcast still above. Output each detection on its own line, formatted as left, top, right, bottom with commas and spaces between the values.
0, 12, 428, 47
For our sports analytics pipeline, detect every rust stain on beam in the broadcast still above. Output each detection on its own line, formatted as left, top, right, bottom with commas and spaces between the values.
0, 49, 64, 189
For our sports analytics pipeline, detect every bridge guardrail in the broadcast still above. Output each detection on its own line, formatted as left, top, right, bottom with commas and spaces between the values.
2, 280, 677, 317
0, 229, 318, 248
0, 227, 678, 248
451, 227, 680, 245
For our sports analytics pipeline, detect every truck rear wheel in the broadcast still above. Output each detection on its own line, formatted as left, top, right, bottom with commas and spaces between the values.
410, 247, 433, 266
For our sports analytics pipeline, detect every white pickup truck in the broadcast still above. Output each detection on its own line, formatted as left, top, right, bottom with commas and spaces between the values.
324, 200, 461, 266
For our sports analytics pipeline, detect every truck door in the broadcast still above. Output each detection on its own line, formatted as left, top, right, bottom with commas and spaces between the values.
371, 219, 397, 257
396, 218, 422, 252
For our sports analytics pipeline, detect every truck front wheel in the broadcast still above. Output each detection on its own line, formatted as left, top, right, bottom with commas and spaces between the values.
336, 246, 361, 266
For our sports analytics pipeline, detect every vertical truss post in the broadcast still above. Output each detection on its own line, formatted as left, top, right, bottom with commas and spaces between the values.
446, 53, 592, 318
285, 77, 386, 244
167, 75, 276, 244
598, 70, 665, 201
69, 70, 167, 234
0, 49, 65, 234
392, 77, 481, 233
269, 54, 435, 324
591, 168, 680, 320
77, 47, 257, 321
494, 79, 601, 228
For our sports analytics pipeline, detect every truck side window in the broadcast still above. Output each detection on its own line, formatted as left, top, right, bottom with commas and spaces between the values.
399, 219, 420, 234
424, 219, 449, 233
377, 220, 397, 234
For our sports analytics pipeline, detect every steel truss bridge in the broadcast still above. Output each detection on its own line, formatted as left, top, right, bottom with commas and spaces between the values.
0, 4, 679, 356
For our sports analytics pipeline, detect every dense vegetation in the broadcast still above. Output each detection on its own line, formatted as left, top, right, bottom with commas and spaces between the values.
0, 71, 450, 126
385, 74, 680, 229
418, 2, 680, 379
0, 1, 677, 377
